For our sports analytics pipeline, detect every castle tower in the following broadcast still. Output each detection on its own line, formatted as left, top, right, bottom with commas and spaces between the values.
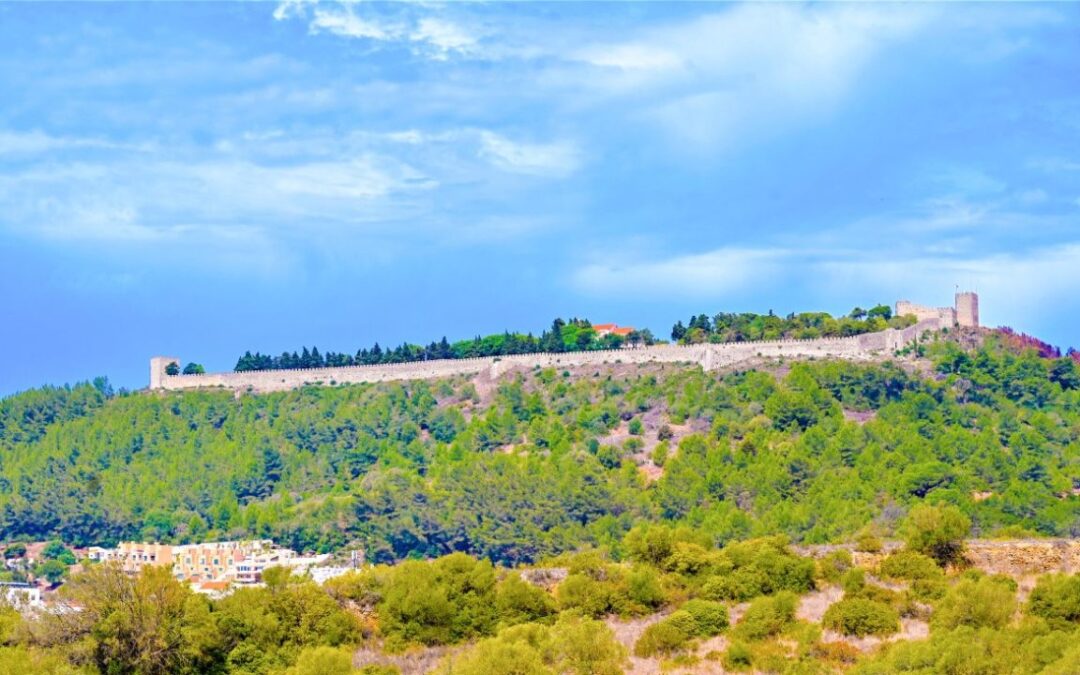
149, 356, 181, 390
955, 292, 979, 328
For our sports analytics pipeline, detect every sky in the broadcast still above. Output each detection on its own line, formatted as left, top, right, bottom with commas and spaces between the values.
1, 1, 1080, 395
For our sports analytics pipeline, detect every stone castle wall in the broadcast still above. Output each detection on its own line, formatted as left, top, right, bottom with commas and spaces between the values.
895, 300, 957, 326
895, 291, 980, 329
151, 318, 941, 394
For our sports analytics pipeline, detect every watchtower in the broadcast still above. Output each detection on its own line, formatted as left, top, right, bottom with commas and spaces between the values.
149, 356, 181, 390
955, 292, 979, 328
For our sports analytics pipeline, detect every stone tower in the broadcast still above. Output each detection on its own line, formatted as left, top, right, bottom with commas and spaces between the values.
955, 291, 979, 328
149, 356, 181, 390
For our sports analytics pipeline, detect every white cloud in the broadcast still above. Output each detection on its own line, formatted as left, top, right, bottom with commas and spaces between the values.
0, 130, 148, 156
309, 6, 394, 41
477, 131, 581, 177
556, 5, 933, 150
411, 18, 476, 59
273, 1, 479, 60
573, 43, 683, 72
575, 247, 789, 298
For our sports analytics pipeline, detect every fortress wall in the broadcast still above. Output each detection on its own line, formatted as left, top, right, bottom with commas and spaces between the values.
155, 319, 942, 393
896, 301, 956, 326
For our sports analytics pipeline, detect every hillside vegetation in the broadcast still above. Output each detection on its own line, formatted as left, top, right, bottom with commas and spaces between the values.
670, 305, 914, 344
3, 528, 1080, 674
1, 332, 1078, 562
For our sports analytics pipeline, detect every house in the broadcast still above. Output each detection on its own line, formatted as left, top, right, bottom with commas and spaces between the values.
593, 323, 635, 338
0, 582, 42, 609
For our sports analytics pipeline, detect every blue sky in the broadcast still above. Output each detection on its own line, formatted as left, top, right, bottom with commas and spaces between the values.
2, 1, 1080, 395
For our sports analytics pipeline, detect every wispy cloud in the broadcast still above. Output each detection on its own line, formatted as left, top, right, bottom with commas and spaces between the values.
477, 131, 581, 177
575, 247, 789, 299
554, 5, 934, 149
575, 242, 1080, 330
274, 1, 479, 60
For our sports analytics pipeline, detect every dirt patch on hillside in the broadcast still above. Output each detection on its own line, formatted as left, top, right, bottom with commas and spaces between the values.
606, 613, 667, 675
797, 586, 844, 623
354, 644, 459, 675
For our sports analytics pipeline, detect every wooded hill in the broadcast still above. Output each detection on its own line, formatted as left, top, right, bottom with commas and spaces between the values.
1, 331, 1077, 563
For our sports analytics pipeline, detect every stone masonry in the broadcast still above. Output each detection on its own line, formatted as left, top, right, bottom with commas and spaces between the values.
895, 291, 979, 329
150, 310, 949, 394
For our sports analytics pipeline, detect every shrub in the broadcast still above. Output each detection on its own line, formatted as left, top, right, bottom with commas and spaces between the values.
1027, 574, 1080, 627
550, 614, 627, 675
733, 592, 797, 642
723, 641, 754, 671
556, 573, 622, 618
681, 599, 729, 636
628, 418, 644, 435
702, 537, 815, 601
651, 441, 669, 467
879, 550, 944, 581
439, 615, 626, 675
822, 598, 900, 637
379, 554, 498, 646
284, 647, 355, 675
495, 573, 556, 626
626, 566, 667, 611
841, 568, 866, 595
854, 531, 883, 554
633, 611, 694, 657
932, 576, 1016, 631
817, 549, 853, 584
900, 504, 970, 566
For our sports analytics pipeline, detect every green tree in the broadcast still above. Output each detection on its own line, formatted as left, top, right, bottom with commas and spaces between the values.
901, 504, 971, 566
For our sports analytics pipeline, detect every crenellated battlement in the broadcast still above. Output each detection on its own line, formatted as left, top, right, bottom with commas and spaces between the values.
149, 314, 945, 394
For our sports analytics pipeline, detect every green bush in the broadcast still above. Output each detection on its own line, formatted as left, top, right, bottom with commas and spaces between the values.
378, 554, 498, 646
681, 599, 729, 636
634, 611, 695, 657
816, 549, 853, 584
495, 573, 556, 626
879, 550, 944, 581
723, 641, 754, 671
440, 615, 626, 675
702, 537, 815, 601
556, 573, 622, 618
626, 566, 667, 611
651, 441, 669, 467
822, 598, 900, 637
733, 592, 797, 642
854, 531, 883, 554
1027, 574, 1080, 627
900, 504, 971, 566
932, 576, 1016, 631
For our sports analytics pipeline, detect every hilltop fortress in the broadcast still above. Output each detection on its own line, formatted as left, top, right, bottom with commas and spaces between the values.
150, 293, 979, 393
896, 291, 979, 329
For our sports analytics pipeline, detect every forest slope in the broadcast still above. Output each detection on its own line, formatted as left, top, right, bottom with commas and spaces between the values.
0, 333, 1077, 563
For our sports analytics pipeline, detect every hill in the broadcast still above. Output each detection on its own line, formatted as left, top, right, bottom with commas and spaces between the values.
0, 330, 1077, 563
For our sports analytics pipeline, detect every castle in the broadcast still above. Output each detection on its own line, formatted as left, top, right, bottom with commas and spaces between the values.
149, 293, 979, 394
895, 291, 979, 329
